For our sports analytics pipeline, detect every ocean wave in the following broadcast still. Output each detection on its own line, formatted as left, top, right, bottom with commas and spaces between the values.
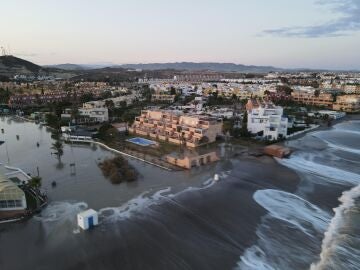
253, 189, 330, 236
333, 121, 360, 135
98, 172, 229, 222
34, 201, 88, 222
35, 172, 228, 227
310, 184, 360, 270
276, 153, 360, 186
315, 137, 360, 155
98, 187, 172, 222
236, 189, 330, 270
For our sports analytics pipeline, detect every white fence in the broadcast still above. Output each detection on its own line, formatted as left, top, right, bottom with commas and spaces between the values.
286, 124, 320, 138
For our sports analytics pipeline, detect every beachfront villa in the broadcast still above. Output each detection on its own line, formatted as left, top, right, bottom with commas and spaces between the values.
246, 99, 288, 140
129, 110, 223, 148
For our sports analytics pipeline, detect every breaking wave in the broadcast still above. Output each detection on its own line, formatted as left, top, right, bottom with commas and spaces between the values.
253, 189, 330, 236
237, 189, 330, 270
333, 121, 360, 135
312, 136, 360, 155
98, 172, 229, 222
310, 185, 360, 270
276, 153, 360, 186
35, 172, 228, 227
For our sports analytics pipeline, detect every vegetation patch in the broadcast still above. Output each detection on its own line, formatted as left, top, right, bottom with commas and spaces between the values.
99, 156, 138, 184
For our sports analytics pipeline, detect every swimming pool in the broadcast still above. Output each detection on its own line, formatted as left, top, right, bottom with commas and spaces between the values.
126, 137, 157, 146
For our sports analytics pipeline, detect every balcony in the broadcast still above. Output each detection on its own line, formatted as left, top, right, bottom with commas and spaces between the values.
168, 137, 182, 145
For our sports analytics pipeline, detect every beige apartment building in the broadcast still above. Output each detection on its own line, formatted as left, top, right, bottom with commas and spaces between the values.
333, 95, 360, 112
129, 110, 223, 148
291, 91, 333, 107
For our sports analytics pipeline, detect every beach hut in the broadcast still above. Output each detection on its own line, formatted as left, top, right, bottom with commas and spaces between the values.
77, 209, 98, 230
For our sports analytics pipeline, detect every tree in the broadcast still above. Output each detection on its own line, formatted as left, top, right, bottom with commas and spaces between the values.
170, 86, 176, 95
0, 88, 10, 103
105, 100, 115, 109
240, 111, 251, 137
45, 113, 61, 129
29, 176, 42, 188
198, 136, 209, 144
80, 92, 94, 103
51, 140, 64, 161
222, 119, 234, 135
314, 89, 320, 97
101, 91, 112, 99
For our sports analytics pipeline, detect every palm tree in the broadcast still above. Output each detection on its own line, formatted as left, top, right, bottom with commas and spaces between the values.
51, 140, 64, 161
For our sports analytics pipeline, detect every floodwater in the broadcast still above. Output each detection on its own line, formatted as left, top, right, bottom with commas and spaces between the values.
0, 116, 359, 270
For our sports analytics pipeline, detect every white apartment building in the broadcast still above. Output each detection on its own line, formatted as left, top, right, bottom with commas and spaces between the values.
246, 99, 288, 140
78, 107, 109, 122
62, 101, 109, 123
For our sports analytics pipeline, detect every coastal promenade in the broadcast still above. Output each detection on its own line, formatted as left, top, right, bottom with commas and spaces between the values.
67, 139, 174, 171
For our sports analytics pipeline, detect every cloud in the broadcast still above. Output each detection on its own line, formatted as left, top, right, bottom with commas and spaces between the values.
262, 0, 360, 38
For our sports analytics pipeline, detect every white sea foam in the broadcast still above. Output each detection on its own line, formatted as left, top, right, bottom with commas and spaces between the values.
254, 189, 330, 236
98, 187, 172, 221
34, 169, 229, 231
34, 201, 88, 223
315, 137, 360, 155
276, 153, 360, 185
333, 121, 360, 135
99, 171, 230, 222
236, 189, 331, 270
310, 184, 360, 270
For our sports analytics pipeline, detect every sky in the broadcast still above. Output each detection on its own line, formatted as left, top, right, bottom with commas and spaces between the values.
1, 0, 360, 69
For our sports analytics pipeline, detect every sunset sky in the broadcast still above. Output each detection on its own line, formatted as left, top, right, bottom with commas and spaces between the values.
1, 0, 359, 69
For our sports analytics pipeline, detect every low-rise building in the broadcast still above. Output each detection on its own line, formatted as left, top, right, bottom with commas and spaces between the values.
246, 99, 288, 140
333, 95, 360, 112
0, 172, 27, 211
151, 93, 175, 103
61, 105, 109, 123
291, 91, 333, 107
129, 110, 223, 148
165, 151, 219, 169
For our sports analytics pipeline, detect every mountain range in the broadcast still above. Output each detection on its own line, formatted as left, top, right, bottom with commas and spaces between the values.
1, 56, 358, 81
48, 62, 285, 73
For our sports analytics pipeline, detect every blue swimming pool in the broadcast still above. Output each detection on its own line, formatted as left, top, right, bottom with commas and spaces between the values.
126, 137, 157, 146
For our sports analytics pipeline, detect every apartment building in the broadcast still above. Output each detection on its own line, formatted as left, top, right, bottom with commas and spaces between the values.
151, 94, 176, 103
129, 110, 223, 148
61, 101, 109, 123
333, 95, 360, 112
246, 99, 288, 140
291, 91, 333, 107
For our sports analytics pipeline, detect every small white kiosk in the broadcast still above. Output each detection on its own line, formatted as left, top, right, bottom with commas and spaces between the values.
77, 209, 98, 230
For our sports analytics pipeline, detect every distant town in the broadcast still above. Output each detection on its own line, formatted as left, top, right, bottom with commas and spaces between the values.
0, 54, 359, 218
1, 57, 359, 143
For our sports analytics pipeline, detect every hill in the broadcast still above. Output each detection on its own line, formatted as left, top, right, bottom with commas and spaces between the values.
116, 62, 284, 73
0, 55, 77, 79
44, 63, 85, 71
47, 61, 284, 73
0, 55, 42, 76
